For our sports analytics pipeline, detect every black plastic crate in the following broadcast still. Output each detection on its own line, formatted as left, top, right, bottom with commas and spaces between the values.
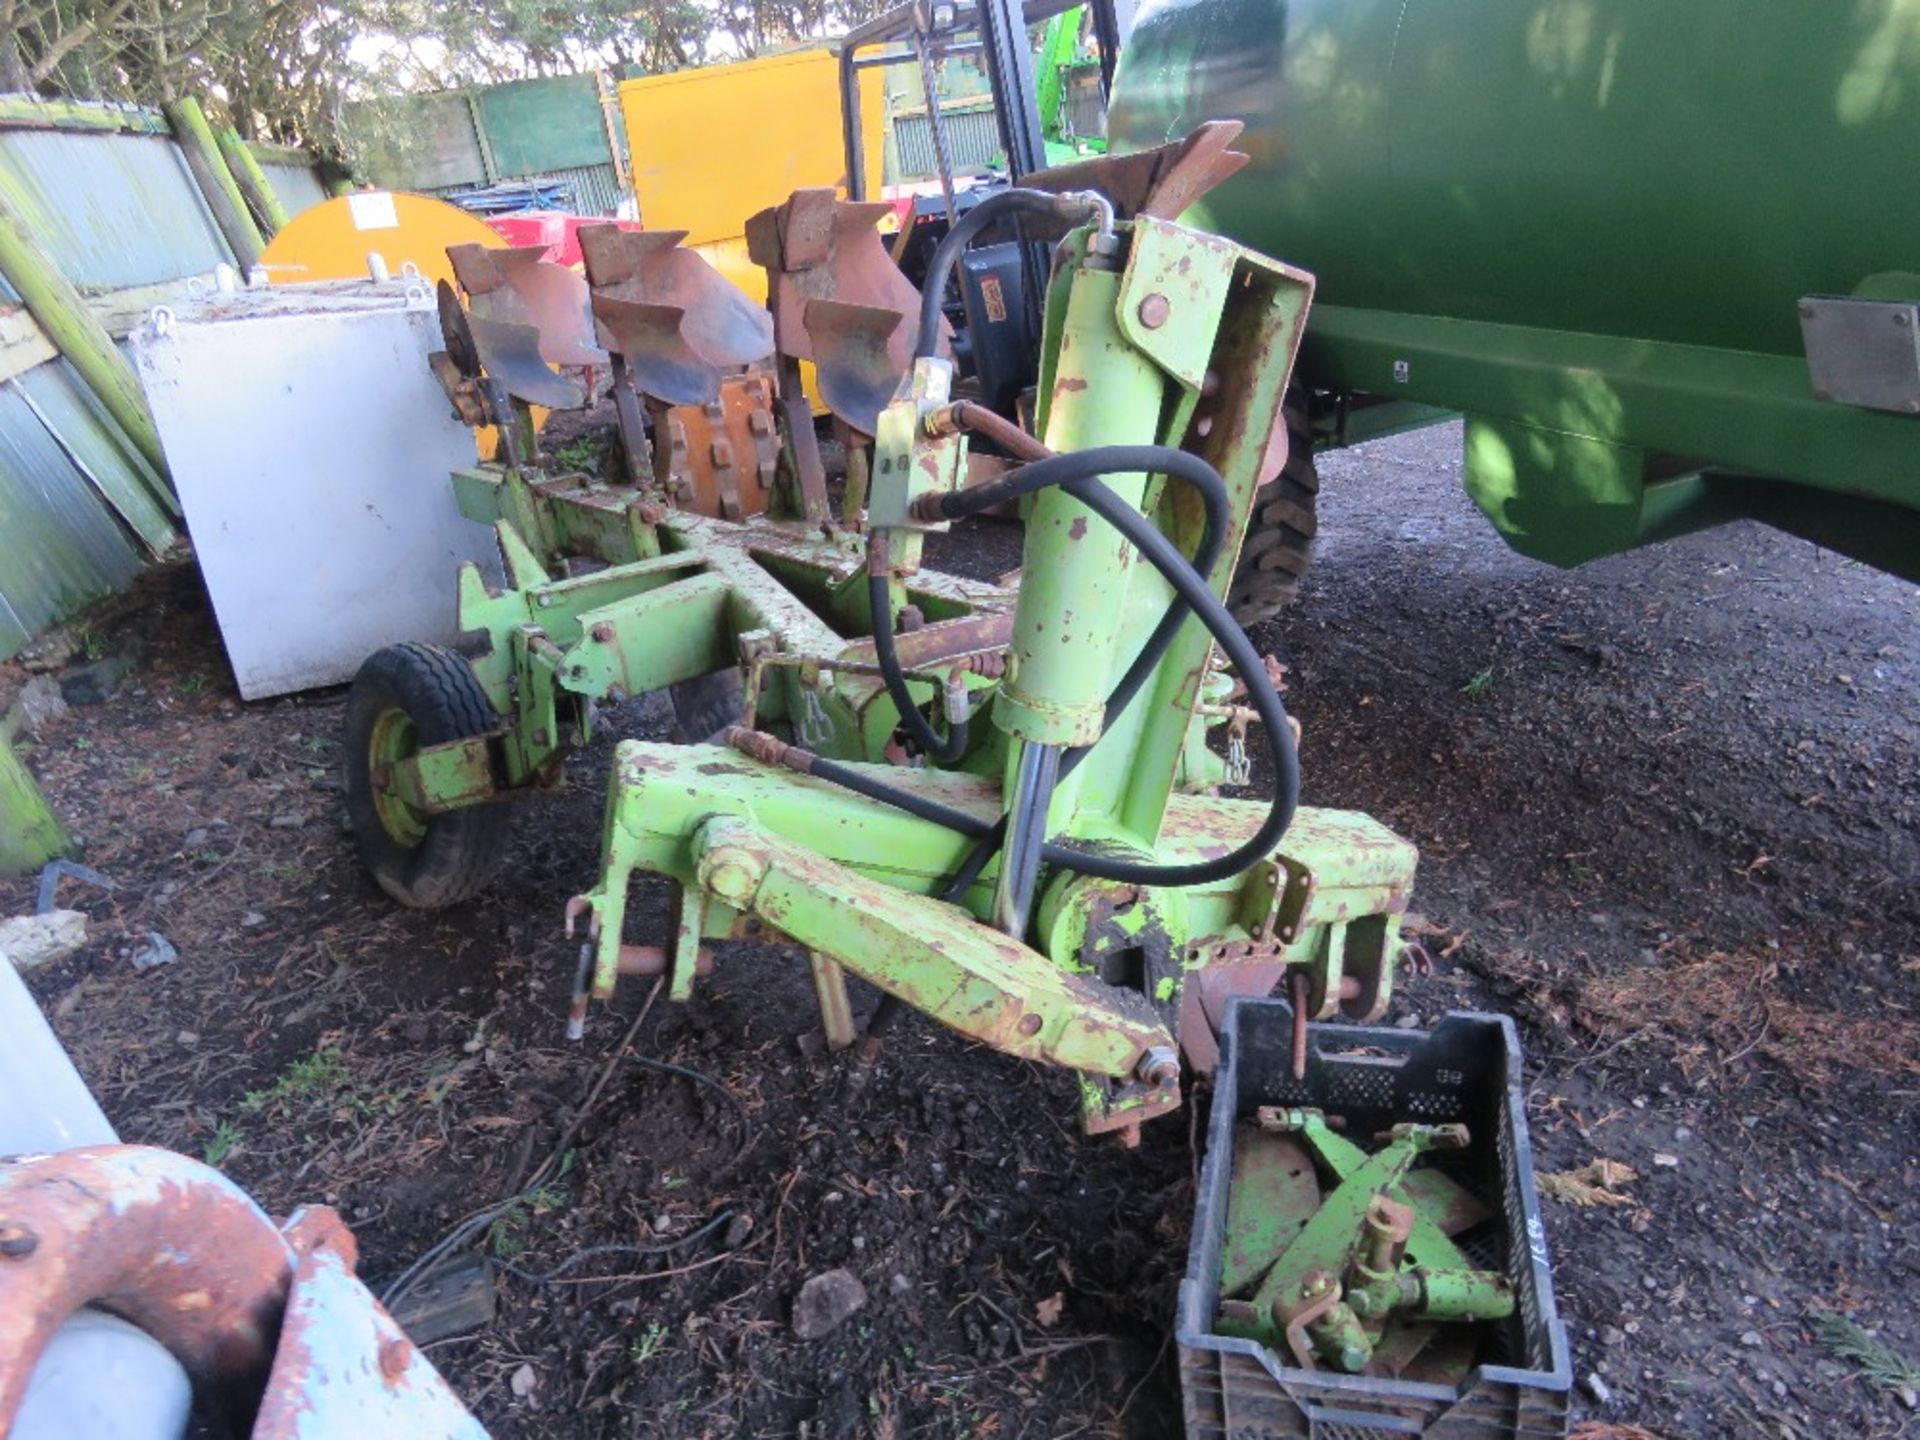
1179, 999, 1572, 1440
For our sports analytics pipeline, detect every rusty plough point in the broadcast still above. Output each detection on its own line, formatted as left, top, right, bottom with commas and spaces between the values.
748, 187, 947, 372
802, 298, 909, 435
592, 295, 720, 406
580, 226, 783, 515
467, 313, 585, 410
450, 242, 604, 369
579, 223, 773, 370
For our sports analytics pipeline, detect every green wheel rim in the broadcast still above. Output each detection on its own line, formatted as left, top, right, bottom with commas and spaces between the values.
368, 705, 429, 848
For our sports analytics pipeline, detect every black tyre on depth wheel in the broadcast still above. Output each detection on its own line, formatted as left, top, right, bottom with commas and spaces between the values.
1228, 396, 1319, 626
344, 641, 512, 908
668, 667, 748, 743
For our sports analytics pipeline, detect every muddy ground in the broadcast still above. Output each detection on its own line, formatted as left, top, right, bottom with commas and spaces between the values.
5, 421, 1916, 1439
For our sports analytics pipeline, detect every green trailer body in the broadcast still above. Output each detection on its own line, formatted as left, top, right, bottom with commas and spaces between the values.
1107, 0, 1920, 578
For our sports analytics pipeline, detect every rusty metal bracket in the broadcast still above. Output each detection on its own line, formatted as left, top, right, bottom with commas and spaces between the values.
0, 1147, 486, 1438
651, 373, 781, 520
1025, 119, 1251, 224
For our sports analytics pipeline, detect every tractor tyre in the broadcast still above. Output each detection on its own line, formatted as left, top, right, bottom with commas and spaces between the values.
344, 641, 512, 908
668, 668, 748, 743
1228, 396, 1319, 626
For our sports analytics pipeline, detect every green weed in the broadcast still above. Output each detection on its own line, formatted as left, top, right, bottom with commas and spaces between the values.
629, 1322, 670, 1367
179, 671, 210, 696
202, 1121, 243, 1166
241, 1050, 350, 1115
488, 1179, 571, 1258
1812, 1313, 1920, 1397
553, 438, 605, 473
1459, 667, 1497, 698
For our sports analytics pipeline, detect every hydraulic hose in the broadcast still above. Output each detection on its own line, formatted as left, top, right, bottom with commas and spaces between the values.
930, 443, 1230, 749
912, 189, 1113, 363
827, 448, 1299, 889
1034, 472, 1299, 886
994, 739, 1061, 935
867, 439, 1226, 774
866, 542, 970, 764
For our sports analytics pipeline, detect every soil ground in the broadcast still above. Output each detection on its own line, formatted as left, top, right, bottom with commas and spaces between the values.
5, 421, 1916, 1439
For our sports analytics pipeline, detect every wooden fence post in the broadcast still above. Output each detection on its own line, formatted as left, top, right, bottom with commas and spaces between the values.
163, 96, 265, 267
0, 186, 169, 478
216, 127, 291, 234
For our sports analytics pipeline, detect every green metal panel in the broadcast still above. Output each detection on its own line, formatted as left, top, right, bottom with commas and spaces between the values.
1109, 0, 1920, 572
257, 161, 328, 221
17, 358, 177, 551
0, 373, 145, 659
0, 127, 232, 287
346, 94, 489, 192
1112, 0, 1919, 357
472, 76, 614, 179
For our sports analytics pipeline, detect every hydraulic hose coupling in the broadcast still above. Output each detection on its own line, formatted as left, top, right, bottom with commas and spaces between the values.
724, 725, 815, 774
1060, 188, 1120, 261
943, 672, 972, 727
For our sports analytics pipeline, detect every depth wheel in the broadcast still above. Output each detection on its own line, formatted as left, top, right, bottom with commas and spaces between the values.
343, 641, 512, 908
1228, 394, 1319, 626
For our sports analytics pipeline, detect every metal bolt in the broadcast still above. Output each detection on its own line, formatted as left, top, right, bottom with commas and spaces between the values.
1137, 293, 1171, 329
1018, 1013, 1042, 1037
698, 844, 766, 905
0, 1223, 38, 1259
590, 623, 615, 644
1895, 311, 1912, 328
1135, 1045, 1180, 1088
379, 1335, 413, 1383
1798, 301, 1816, 320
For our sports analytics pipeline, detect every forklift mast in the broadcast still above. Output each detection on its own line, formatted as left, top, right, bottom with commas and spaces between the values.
836, 0, 1129, 413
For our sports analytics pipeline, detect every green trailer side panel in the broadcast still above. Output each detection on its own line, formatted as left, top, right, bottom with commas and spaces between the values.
1109, 0, 1920, 572
1111, 0, 1920, 358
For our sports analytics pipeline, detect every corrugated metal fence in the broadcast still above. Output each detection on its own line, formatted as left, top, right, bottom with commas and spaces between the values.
891, 104, 1004, 180
347, 75, 632, 218
0, 97, 329, 659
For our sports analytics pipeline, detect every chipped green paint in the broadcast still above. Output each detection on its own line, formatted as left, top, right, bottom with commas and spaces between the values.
573, 218, 1418, 1138
0, 185, 167, 476
0, 738, 68, 873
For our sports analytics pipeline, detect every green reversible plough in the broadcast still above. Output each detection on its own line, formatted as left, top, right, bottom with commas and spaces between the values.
343, 138, 1422, 1143
558, 187, 1422, 1142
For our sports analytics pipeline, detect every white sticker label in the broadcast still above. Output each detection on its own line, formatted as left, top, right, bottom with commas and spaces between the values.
347, 191, 400, 232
